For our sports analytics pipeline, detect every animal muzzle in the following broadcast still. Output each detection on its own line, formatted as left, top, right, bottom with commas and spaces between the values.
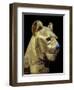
48, 43, 60, 54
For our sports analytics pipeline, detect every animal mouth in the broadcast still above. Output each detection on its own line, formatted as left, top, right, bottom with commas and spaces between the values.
48, 48, 59, 54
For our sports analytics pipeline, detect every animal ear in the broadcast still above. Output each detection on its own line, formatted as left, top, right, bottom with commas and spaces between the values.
48, 22, 53, 31
32, 20, 43, 35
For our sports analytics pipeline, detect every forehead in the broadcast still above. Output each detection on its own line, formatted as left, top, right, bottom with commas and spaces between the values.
38, 26, 57, 38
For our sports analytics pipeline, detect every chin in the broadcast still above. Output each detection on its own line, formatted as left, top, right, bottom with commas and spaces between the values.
45, 53, 57, 61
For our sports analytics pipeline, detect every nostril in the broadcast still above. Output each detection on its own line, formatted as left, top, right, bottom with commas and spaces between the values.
56, 44, 60, 49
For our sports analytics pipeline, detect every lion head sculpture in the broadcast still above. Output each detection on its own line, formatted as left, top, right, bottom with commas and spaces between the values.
24, 20, 60, 74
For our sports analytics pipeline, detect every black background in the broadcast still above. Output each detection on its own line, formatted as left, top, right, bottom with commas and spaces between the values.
23, 13, 63, 73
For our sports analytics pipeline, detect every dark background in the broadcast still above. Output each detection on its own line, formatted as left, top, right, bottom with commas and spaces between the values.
23, 13, 63, 73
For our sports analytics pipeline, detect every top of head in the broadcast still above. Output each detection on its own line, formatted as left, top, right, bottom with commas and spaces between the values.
32, 20, 57, 38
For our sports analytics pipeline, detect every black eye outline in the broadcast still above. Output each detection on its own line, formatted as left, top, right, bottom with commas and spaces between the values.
46, 37, 51, 41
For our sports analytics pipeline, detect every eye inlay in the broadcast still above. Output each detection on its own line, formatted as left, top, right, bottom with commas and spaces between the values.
46, 37, 51, 41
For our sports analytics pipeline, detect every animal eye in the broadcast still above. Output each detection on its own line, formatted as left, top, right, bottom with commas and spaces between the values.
46, 37, 51, 41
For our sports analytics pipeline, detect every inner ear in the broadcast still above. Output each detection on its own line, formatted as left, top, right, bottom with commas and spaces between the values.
48, 22, 53, 31
32, 21, 37, 35
38, 26, 43, 31
32, 20, 43, 35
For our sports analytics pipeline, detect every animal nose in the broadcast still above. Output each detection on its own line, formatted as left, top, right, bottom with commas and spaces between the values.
56, 43, 60, 49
